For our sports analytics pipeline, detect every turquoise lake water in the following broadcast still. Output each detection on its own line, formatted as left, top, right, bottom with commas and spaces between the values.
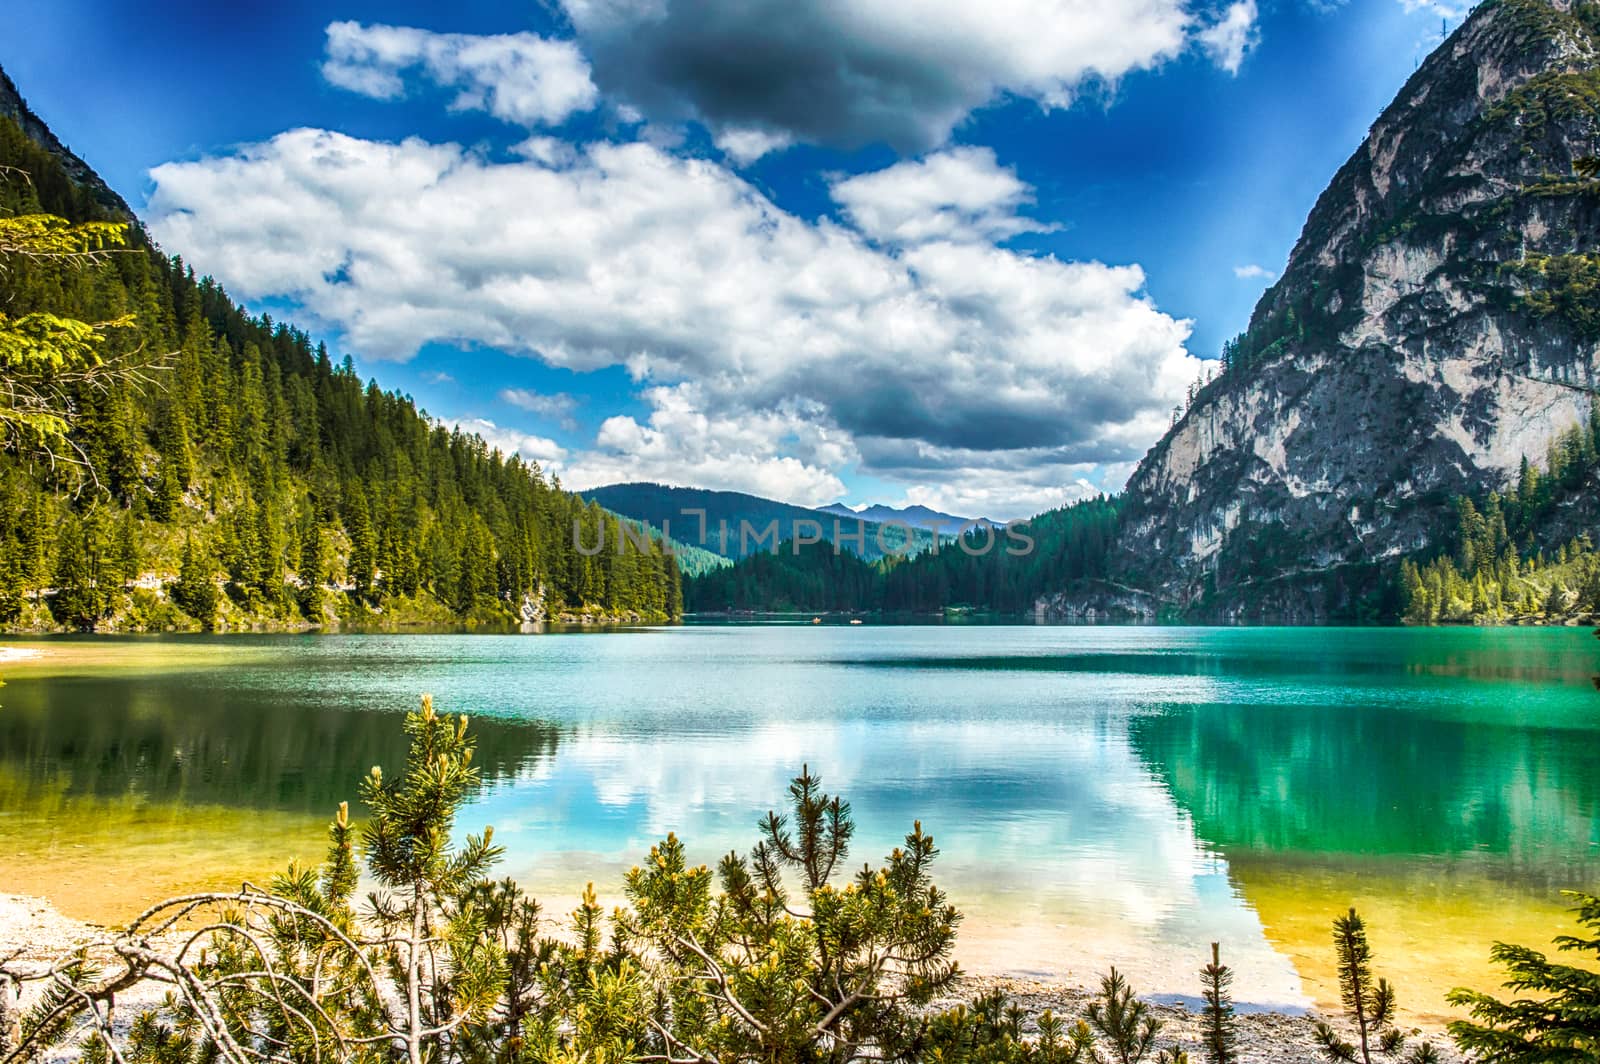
2, 624, 1597, 1015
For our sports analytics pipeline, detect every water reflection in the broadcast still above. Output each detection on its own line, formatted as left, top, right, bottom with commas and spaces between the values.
1130, 700, 1600, 876
0, 672, 561, 811
1, 626, 1596, 1014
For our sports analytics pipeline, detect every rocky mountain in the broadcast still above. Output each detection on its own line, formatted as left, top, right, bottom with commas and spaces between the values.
1098, 0, 1600, 621
818, 503, 1002, 533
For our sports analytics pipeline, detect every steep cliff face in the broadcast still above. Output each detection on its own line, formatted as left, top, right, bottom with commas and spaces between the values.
0, 65, 132, 219
1113, 0, 1600, 620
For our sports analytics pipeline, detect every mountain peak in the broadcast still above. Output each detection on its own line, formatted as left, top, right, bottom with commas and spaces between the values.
1110, 0, 1600, 620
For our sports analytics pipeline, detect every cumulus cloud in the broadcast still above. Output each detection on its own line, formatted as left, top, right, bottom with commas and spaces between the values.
558, 0, 1230, 154
451, 417, 568, 468
1233, 263, 1274, 280
561, 385, 851, 506
1196, 0, 1259, 74
322, 21, 598, 127
148, 129, 1199, 515
861, 437, 1144, 518
712, 127, 794, 165
830, 147, 1050, 246
500, 388, 580, 429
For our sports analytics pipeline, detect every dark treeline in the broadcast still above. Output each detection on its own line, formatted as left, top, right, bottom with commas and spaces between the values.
686, 496, 1121, 614
0, 114, 680, 630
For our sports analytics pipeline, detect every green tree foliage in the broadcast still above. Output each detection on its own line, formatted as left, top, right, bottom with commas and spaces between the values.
1087, 968, 1162, 1064
1314, 909, 1437, 1064
1399, 416, 1600, 624
1200, 943, 1237, 1064
686, 497, 1120, 615
1447, 890, 1600, 1062
170, 535, 218, 628
0, 196, 143, 473
0, 116, 679, 630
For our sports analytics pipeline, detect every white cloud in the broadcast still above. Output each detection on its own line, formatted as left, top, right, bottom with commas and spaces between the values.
1196, 0, 1259, 75
559, 0, 1240, 153
500, 388, 580, 429
830, 147, 1051, 246
451, 417, 568, 468
510, 135, 581, 167
322, 21, 598, 127
562, 386, 850, 506
148, 129, 1200, 518
712, 127, 794, 165
1233, 263, 1274, 280
863, 437, 1144, 519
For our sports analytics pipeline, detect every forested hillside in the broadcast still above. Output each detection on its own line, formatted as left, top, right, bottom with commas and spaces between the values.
582, 482, 934, 561
0, 96, 680, 631
686, 496, 1119, 614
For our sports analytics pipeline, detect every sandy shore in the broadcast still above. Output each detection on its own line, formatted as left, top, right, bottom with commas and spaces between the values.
0, 893, 1464, 1062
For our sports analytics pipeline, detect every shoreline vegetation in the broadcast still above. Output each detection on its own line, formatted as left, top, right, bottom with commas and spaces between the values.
0, 894, 1464, 1064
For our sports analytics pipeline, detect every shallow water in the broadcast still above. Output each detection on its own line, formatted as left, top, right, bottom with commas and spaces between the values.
1, 625, 1596, 1020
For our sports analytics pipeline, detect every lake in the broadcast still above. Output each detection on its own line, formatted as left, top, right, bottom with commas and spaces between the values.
1, 625, 1597, 1021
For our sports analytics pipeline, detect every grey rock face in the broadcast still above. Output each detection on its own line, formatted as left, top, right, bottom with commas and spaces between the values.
1104, 0, 1600, 620
0, 64, 132, 219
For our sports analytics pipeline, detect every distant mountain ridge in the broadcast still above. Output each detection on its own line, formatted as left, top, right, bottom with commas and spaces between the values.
818, 503, 1004, 533
581, 483, 937, 561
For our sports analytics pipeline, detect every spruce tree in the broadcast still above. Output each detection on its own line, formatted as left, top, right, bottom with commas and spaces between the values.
344, 486, 375, 597
1448, 891, 1600, 1061
1200, 942, 1237, 1064
50, 517, 109, 630
171, 535, 218, 628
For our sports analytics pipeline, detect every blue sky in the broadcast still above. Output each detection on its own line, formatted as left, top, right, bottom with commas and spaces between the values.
8, 0, 1470, 518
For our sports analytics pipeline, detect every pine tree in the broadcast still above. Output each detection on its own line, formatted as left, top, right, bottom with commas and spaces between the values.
50, 516, 110, 630
1448, 891, 1600, 1061
171, 536, 218, 628
1315, 909, 1437, 1064
1088, 968, 1161, 1064
1317, 909, 1393, 1064
344, 487, 375, 598
1200, 942, 1237, 1064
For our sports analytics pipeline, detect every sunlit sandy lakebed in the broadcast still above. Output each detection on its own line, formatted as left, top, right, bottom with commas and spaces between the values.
1, 625, 1597, 1027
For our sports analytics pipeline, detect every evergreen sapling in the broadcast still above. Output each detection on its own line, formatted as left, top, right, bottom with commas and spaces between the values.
1200, 942, 1236, 1064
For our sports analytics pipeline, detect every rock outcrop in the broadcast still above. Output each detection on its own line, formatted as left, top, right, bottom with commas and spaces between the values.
1109, 0, 1600, 620
0, 65, 132, 219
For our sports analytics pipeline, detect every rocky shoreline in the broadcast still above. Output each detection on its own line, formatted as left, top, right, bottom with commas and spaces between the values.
1, 894, 1464, 1063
